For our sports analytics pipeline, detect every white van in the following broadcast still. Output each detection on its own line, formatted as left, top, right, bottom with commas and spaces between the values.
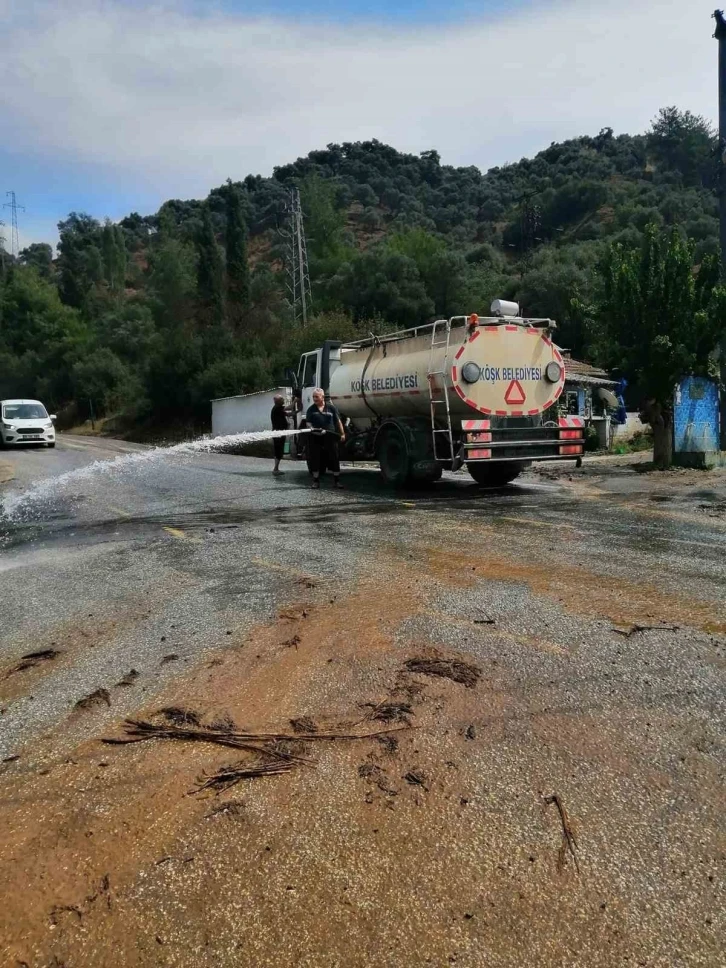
0, 399, 56, 448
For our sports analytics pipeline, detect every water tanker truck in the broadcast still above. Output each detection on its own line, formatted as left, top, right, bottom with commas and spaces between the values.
212, 301, 585, 485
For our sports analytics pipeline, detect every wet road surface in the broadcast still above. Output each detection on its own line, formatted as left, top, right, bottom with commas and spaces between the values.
0, 435, 724, 967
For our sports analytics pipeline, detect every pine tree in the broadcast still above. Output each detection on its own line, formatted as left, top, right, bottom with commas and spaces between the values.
196, 205, 225, 329
101, 221, 127, 292
225, 182, 250, 329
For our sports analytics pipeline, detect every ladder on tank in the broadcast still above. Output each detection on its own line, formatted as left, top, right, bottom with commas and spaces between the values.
427, 318, 455, 462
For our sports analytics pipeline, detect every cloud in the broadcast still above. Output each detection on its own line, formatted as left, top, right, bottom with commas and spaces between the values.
0, 0, 717, 214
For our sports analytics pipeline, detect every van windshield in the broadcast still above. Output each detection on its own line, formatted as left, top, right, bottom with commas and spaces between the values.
2, 403, 48, 420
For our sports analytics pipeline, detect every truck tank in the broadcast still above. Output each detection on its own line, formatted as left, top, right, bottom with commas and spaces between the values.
328, 315, 565, 424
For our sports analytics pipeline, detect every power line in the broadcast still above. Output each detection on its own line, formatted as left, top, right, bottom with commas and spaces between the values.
3, 191, 25, 257
279, 187, 312, 326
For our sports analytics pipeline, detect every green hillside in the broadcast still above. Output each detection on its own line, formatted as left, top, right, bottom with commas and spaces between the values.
0, 106, 719, 427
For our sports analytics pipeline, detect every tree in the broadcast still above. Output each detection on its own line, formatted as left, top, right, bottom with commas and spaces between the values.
72, 347, 137, 417
648, 107, 716, 188
195, 205, 225, 330
224, 182, 251, 327
19, 243, 53, 279
101, 221, 127, 293
387, 229, 468, 316
326, 249, 433, 327
299, 173, 352, 279
147, 214, 197, 331
57, 213, 104, 310
0, 265, 89, 404
591, 226, 726, 468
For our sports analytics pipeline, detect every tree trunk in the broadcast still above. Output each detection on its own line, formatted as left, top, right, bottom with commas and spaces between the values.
645, 401, 673, 469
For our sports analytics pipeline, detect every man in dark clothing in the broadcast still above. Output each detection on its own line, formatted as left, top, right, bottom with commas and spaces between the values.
306, 387, 345, 488
270, 394, 289, 476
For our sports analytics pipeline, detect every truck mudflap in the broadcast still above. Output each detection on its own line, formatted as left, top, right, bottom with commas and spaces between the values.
462, 417, 585, 462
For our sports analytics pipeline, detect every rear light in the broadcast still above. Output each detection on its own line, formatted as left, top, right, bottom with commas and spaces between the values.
468, 314, 479, 328
545, 361, 563, 383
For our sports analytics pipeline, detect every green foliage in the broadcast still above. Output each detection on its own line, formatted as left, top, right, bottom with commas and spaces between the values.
147, 226, 197, 331
0, 266, 89, 404
8, 108, 723, 431
193, 353, 273, 411
647, 107, 716, 188
72, 347, 139, 417
195, 204, 225, 330
593, 226, 724, 399
590, 225, 726, 466
57, 213, 104, 310
19, 243, 53, 279
326, 249, 433, 327
224, 181, 251, 325
101, 221, 127, 293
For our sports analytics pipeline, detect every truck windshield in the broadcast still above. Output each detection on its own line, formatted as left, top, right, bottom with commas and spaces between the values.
2, 403, 48, 420
301, 354, 317, 388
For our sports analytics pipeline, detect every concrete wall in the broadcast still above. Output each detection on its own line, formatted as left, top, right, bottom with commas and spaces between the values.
612, 413, 647, 440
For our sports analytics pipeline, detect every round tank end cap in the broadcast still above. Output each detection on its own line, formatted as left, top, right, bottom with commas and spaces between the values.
461, 362, 482, 384
545, 361, 563, 383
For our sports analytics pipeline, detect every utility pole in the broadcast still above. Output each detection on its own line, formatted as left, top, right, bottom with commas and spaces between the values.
714, 10, 726, 448
2, 191, 25, 258
280, 188, 312, 326
516, 188, 541, 280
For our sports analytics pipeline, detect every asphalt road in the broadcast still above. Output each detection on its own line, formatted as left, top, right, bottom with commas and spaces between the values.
0, 434, 724, 967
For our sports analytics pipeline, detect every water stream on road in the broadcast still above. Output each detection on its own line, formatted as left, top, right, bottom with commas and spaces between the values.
0, 429, 307, 524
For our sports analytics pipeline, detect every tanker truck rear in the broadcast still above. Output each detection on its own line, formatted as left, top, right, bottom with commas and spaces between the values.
294, 302, 585, 485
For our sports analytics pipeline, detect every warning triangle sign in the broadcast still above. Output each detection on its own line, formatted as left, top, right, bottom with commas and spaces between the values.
504, 379, 526, 405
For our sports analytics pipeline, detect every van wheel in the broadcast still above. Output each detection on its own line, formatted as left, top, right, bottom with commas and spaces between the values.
377, 425, 411, 486
467, 462, 521, 486
48, 442, 56, 449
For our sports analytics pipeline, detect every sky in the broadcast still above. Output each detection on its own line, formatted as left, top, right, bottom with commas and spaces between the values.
0, 0, 719, 249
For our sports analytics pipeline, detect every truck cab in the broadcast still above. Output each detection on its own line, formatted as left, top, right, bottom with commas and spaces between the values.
296, 342, 342, 416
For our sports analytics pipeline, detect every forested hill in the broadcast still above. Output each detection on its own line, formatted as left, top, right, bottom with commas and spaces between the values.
3, 107, 718, 427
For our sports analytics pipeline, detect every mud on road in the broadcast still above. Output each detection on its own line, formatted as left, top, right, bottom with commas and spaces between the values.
0, 440, 724, 967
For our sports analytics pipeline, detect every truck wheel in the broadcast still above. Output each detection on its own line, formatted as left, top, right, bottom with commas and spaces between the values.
377, 425, 411, 486
467, 462, 521, 486
411, 462, 442, 484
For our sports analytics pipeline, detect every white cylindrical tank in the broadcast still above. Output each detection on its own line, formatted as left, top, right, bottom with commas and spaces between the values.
329, 320, 565, 425
490, 299, 520, 318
